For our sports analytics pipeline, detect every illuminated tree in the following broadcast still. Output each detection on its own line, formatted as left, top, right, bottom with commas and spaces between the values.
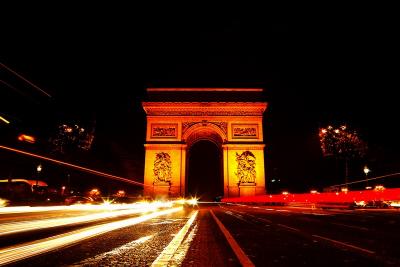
319, 125, 367, 186
49, 122, 95, 154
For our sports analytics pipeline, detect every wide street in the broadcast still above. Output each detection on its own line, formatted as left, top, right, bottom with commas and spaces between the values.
0, 202, 399, 266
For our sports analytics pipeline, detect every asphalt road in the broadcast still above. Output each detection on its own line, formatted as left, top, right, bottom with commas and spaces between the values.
0, 203, 399, 266
214, 204, 400, 266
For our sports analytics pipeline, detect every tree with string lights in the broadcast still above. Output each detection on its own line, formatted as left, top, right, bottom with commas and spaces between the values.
319, 125, 367, 187
49, 122, 95, 155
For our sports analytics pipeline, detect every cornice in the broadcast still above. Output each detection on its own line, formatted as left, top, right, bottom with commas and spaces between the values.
142, 102, 267, 116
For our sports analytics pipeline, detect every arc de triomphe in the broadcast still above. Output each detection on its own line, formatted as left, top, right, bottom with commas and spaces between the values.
142, 88, 267, 198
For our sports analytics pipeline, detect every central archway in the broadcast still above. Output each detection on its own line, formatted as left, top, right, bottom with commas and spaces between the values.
187, 140, 223, 201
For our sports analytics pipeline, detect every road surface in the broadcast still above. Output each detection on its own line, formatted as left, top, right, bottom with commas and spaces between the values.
0, 202, 399, 266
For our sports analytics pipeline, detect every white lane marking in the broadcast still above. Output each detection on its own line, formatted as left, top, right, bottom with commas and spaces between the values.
168, 224, 198, 266
258, 217, 272, 224
277, 224, 300, 232
276, 209, 290, 212
225, 208, 273, 225
332, 223, 369, 231
0, 207, 183, 266
210, 210, 255, 267
151, 210, 198, 267
224, 211, 248, 222
312, 234, 376, 255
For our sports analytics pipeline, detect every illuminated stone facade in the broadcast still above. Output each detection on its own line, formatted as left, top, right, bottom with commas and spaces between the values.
142, 88, 267, 198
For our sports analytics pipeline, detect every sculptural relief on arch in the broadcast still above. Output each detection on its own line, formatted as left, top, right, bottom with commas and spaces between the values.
142, 88, 267, 198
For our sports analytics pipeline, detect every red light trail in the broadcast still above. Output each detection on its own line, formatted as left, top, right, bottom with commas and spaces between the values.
222, 188, 400, 204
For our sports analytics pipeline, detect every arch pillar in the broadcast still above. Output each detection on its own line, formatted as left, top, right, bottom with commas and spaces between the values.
222, 144, 266, 197
143, 144, 187, 198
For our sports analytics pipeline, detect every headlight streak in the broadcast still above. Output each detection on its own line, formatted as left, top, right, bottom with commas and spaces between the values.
0, 207, 182, 266
0, 202, 176, 237
0, 202, 171, 236
0, 202, 173, 214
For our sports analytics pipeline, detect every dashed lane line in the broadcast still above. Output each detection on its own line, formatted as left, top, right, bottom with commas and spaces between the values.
312, 234, 376, 255
210, 210, 255, 267
223, 207, 380, 260
331, 222, 369, 231
277, 223, 300, 232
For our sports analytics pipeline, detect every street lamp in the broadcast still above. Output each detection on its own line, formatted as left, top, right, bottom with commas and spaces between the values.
363, 165, 371, 189
36, 164, 42, 188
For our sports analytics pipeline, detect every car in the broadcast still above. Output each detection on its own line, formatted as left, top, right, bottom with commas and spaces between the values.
64, 196, 94, 205
365, 200, 390, 208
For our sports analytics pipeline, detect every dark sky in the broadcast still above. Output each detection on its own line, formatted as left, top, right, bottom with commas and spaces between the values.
1, 4, 399, 192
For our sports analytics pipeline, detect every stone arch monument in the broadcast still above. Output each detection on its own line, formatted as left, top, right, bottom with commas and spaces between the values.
142, 88, 267, 198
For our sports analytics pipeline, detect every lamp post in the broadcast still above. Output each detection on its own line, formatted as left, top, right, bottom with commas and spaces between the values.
363, 165, 370, 189
36, 164, 42, 188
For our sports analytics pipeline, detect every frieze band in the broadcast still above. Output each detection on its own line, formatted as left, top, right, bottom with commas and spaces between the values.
182, 121, 228, 135
151, 124, 178, 138
232, 124, 259, 139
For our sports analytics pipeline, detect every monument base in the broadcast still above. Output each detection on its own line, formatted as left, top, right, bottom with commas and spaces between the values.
152, 183, 171, 199
239, 183, 256, 197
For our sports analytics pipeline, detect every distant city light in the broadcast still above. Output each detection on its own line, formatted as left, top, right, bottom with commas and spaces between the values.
354, 200, 366, 207
186, 197, 198, 206
36, 164, 42, 173
116, 190, 126, 197
374, 185, 385, 191
363, 166, 371, 175
18, 134, 36, 143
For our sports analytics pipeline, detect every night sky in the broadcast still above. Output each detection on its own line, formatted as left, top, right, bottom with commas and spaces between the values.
1, 5, 399, 193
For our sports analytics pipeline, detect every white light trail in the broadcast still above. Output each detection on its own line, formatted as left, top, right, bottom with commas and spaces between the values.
0, 202, 172, 214
0, 202, 174, 236
0, 207, 182, 266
